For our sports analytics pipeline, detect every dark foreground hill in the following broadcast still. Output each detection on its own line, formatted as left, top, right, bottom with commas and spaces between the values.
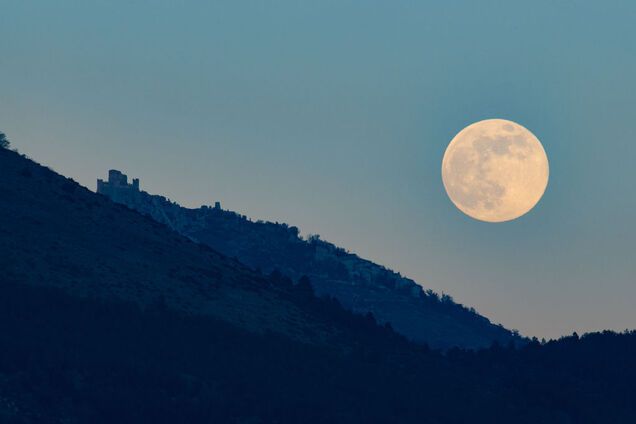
1, 148, 636, 423
96, 169, 517, 349
3, 279, 636, 424
0, 148, 364, 346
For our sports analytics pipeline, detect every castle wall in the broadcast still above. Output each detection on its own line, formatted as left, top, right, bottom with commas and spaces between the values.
97, 170, 141, 205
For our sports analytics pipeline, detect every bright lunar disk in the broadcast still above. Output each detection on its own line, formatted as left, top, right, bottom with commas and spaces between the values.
442, 119, 549, 223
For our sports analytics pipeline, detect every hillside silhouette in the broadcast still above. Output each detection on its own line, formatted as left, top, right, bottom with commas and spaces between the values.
3, 279, 636, 424
0, 148, 387, 346
96, 169, 517, 349
1, 147, 636, 422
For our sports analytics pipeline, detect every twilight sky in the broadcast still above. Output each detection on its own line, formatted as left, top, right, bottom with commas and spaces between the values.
1, 1, 635, 340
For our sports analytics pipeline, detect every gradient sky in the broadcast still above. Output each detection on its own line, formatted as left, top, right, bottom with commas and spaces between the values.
2, 1, 635, 340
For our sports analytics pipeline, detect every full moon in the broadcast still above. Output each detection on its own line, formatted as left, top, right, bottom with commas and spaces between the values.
442, 119, 549, 223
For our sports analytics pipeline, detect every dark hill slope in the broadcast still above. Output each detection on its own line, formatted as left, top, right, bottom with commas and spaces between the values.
0, 280, 547, 424
0, 148, 351, 344
1, 262, 636, 423
1, 149, 635, 423
98, 170, 518, 348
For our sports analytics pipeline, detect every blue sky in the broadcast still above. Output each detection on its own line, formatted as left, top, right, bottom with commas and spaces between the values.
2, 1, 635, 339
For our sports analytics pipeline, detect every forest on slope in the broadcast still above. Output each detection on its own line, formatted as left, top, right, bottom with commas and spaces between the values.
1, 273, 636, 423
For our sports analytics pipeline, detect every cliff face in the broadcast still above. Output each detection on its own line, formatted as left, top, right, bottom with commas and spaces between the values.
98, 171, 520, 349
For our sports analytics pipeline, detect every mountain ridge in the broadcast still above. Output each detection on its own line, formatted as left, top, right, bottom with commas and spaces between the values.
2, 147, 636, 423
0, 148, 372, 346
96, 168, 519, 349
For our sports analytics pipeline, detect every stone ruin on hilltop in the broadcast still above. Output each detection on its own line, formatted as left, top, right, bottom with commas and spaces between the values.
97, 170, 141, 204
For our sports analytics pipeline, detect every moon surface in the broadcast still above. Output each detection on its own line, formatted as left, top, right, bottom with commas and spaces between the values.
442, 119, 549, 223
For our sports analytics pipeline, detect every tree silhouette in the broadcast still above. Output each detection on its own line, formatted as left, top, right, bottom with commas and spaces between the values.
0, 132, 9, 149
